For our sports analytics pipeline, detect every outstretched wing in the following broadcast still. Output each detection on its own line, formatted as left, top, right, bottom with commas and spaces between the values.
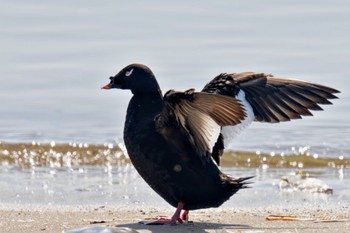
155, 89, 246, 164
203, 72, 340, 123
202, 72, 340, 163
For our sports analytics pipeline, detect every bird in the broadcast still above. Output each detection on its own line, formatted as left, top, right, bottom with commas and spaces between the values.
102, 63, 339, 225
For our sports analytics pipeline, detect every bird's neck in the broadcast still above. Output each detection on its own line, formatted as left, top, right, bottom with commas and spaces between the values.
131, 81, 162, 96
126, 91, 163, 125
124, 92, 164, 146
132, 88, 162, 97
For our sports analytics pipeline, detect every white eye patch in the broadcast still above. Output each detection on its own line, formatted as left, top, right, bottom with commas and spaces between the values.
125, 68, 134, 77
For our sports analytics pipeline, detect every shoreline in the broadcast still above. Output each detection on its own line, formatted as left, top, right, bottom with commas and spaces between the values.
0, 204, 349, 233
1, 141, 349, 168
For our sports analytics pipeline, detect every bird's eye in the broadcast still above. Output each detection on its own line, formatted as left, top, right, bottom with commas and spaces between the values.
125, 68, 134, 77
109, 76, 113, 81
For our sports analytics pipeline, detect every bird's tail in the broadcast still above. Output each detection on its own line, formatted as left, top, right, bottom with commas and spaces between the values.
221, 173, 254, 194
234, 176, 254, 189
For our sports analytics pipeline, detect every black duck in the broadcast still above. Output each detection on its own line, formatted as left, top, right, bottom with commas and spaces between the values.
102, 64, 339, 224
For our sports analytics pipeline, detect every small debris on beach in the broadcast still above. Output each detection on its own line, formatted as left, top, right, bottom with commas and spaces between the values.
266, 214, 349, 222
266, 214, 313, 221
279, 174, 333, 194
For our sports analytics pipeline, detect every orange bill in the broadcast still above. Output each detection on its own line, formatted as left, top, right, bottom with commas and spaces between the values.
101, 83, 112, 89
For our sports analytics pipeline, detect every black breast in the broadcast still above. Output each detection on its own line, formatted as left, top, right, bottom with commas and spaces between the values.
123, 94, 246, 210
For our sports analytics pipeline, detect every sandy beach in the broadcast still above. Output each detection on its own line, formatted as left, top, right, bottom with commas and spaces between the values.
1, 204, 349, 233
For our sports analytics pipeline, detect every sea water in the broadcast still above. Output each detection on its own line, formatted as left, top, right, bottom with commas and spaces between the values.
0, 0, 349, 208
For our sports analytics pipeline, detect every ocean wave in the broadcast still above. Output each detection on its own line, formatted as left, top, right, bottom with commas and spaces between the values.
0, 142, 348, 169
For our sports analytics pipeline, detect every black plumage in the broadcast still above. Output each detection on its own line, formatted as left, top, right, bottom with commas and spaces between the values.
202, 72, 339, 123
102, 64, 339, 224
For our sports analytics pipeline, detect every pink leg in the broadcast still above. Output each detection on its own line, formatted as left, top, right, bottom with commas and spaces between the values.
140, 202, 185, 225
181, 210, 189, 221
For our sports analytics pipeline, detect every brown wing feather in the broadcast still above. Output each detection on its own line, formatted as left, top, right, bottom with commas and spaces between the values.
192, 93, 246, 125
199, 71, 339, 164
156, 90, 246, 163
232, 73, 340, 123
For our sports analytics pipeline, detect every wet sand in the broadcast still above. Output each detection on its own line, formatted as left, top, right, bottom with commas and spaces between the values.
1, 204, 349, 233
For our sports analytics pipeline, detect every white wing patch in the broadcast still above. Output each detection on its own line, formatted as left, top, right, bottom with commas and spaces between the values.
221, 90, 254, 146
125, 68, 134, 77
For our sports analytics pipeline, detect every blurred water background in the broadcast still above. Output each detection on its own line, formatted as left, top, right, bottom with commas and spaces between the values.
0, 1, 349, 208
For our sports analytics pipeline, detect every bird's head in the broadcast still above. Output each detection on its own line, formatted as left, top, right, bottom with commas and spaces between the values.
102, 63, 161, 95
